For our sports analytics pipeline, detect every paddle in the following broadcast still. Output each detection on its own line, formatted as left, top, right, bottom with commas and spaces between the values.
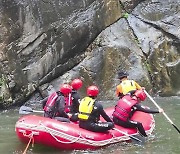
144, 90, 180, 134
19, 106, 71, 122
113, 128, 145, 144
19, 106, 44, 115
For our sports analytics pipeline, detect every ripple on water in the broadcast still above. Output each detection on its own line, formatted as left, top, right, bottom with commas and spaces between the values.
0, 97, 180, 154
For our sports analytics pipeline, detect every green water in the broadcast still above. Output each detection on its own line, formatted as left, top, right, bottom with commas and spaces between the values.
0, 97, 179, 154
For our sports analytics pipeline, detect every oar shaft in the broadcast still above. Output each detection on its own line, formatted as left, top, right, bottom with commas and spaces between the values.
113, 128, 142, 143
19, 106, 44, 114
144, 90, 180, 134
144, 90, 173, 123
162, 112, 174, 124
32, 110, 44, 113
144, 90, 161, 109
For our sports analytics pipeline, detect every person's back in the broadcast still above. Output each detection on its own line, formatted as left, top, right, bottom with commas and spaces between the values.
116, 71, 142, 98
70, 78, 83, 113
69, 78, 83, 122
43, 91, 58, 118
42, 84, 72, 122
113, 94, 138, 121
70, 90, 80, 113
113, 89, 163, 137
78, 85, 114, 132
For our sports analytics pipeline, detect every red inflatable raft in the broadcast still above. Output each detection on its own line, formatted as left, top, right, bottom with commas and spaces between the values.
15, 107, 155, 150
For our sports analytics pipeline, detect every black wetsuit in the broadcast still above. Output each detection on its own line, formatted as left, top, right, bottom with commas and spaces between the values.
113, 104, 159, 137
79, 101, 114, 132
69, 89, 80, 122
70, 90, 80, 113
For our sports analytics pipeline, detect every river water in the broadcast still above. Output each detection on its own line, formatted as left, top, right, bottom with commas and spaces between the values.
0, 96, 179, 154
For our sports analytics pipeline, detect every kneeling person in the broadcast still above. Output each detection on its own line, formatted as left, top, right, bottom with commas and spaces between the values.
78, 85, 114, 132
113, 89, 163, 137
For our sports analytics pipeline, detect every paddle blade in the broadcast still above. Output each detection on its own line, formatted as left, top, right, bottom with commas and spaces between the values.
19, 106, 33, 115
172, 124, 180, 134
113, 128, 144, 145
131, 134, 146, 145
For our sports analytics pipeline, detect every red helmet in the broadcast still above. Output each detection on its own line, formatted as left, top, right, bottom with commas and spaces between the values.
87, 85, 99, 97
71, 79, 83, 90
60, 84, 72, 95
134, 89, 146, 101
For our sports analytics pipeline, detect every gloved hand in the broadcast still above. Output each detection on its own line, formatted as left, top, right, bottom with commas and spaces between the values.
141, 87, 145, 90
67, 113, 72, 118
159, 108, 164, 113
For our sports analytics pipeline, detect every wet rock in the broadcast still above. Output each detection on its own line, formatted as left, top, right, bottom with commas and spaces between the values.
0, 0, 122, 107
129, 0, 180, 95
120, 0, 146, 12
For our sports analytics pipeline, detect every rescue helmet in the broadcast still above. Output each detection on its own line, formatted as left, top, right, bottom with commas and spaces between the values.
87, 85, 99, 97
71, 79, 83, 90
60, 84, 72, 95
118, 71, 128, 80
134, 89, 147, 101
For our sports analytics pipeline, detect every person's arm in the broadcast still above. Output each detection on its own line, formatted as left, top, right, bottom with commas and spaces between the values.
57, 96, 69, 118
116, 85, 123, 98
72, 92, 80, 105
41, 97, 48, 109
98, 103, 113, 122
70, 92, 81, 113
133, 104, 160, 114
134, 81, 142, 90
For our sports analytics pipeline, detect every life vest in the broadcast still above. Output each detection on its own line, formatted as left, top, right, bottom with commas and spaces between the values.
43, 92, 58, 112
113, 95, 138, 121
64, 93, 72, 113
78, 97, 95, 120
120, 80, 137, 95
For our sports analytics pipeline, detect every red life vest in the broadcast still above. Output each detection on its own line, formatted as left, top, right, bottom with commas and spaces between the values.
43, 92, 58, 112
113, 95, 138, 121
64, 93, 72, 113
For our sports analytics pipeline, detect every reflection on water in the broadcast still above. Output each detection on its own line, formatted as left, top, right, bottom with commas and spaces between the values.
0, 97, 179, 154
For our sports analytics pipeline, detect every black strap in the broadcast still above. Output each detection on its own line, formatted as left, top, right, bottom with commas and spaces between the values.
79, 112, 91, 116
114, 111, 128, 120
116, 106, 130, 115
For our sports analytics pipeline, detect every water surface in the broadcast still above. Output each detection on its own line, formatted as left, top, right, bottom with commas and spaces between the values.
0, 97, 179, 154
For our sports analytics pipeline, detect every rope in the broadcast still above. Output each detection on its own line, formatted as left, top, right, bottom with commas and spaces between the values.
22, 137, 32, 154
16, 118, 155, 147
17, 121, 130, 146
22, 132, 34, 154
78, 132, 114, 146
49, 131, 81, 144
40, 122, 116, 146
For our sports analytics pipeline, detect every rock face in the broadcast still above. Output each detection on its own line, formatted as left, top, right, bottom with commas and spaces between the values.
130, 0, 180, 96
0, 0, 180, 108
0, 0, 122, 107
